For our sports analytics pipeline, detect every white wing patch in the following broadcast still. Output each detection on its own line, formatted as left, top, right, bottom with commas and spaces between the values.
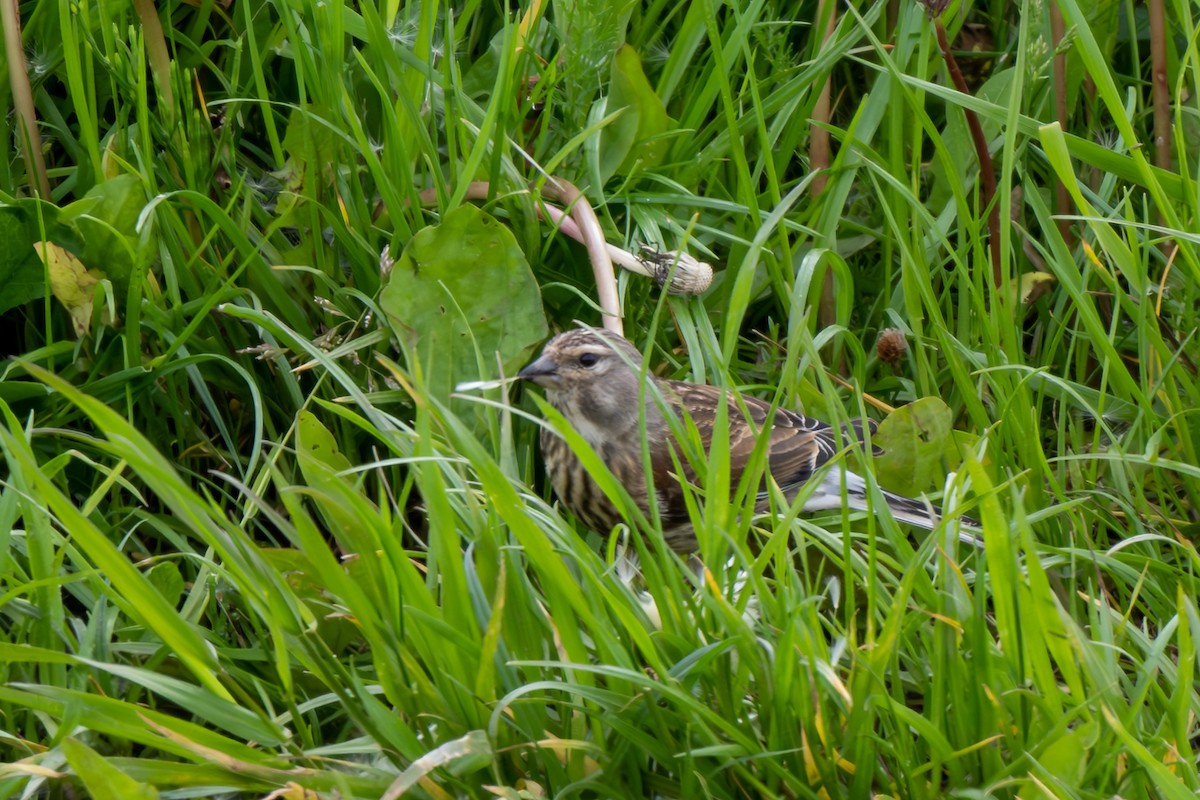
797, 469, 869, 512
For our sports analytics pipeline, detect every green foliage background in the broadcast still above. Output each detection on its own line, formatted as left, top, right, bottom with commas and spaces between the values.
1, 0, 1199, 796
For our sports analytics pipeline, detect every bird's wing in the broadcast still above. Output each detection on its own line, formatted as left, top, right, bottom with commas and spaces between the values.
659, 382, 872, 500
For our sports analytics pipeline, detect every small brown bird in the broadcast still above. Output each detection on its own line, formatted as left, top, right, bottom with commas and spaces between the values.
520, 328, 975, 553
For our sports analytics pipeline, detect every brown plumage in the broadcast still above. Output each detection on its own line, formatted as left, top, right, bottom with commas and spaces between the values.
519, 328, 973, 552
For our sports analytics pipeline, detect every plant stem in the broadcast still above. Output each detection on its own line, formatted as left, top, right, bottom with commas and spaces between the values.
132, 0, 174, 113
539, 178, 621, 334
2, 0, 50, 197
1050, 1, 1074, 249
933, 16, 1001, 287
810, 0, 839, 332
1148, 0, 1170, 225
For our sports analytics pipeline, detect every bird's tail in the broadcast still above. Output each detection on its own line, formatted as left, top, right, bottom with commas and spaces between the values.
807, 470, 980, 546
875, 488, 942, 529
873, 487, 981, 546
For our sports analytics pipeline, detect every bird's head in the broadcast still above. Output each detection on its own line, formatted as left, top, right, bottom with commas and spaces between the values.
519, 328, 650, 429
520, 328, 644, 390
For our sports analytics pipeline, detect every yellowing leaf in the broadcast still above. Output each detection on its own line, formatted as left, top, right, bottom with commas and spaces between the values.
34, 242, 104, 337
1019, 271, 1055, 304
262, 782, 320, 800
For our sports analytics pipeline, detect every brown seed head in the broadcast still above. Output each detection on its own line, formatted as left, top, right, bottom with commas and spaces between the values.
918, 0, 952, 18
876, 328, 908, 367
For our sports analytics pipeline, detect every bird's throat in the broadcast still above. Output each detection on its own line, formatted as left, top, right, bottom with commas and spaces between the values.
552, 386, 661, 455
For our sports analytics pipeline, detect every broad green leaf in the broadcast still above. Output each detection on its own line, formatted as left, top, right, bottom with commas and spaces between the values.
380, 204, 548, 408
281, 106, 338, 186
295, 409, 375, 542
0, 203, 51, 315
62, 738, 160, 800
296, 409, 353, 474
274, 107, 340, 219
259, 547, 363, 653
0, 381, 49, 404
145, 562, 184, 609
599, 45, 671, 181
60, 174, 152, 290
873, 396, 955, 496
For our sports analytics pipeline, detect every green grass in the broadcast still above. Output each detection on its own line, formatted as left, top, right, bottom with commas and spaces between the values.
2, 0, 1199, 796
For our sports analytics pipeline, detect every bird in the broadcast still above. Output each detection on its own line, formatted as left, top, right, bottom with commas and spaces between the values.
519, 327, 975, 553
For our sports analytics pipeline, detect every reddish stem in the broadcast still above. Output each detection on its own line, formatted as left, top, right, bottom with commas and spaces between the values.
1050, 1, 1074, 249
933, 18, 1001, 288
2, 0, 50, 197
810, 0, 838, 332
1149, 0, 1171, 186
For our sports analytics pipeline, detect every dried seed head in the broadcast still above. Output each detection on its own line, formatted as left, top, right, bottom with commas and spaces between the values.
636, 248, 714, 295
876, 328, 908, 366
379, 245, 395, 279
918, 0, 953, 18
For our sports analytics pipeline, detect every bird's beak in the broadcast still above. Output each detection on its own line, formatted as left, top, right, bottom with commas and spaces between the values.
518, 355, 559, 387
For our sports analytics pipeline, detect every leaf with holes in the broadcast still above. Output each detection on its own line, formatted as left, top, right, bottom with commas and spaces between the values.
873, 396, 955, 497
380, 205, 548, 414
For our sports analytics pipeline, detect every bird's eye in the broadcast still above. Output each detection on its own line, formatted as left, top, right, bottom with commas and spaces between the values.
578, 353, 599, 368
